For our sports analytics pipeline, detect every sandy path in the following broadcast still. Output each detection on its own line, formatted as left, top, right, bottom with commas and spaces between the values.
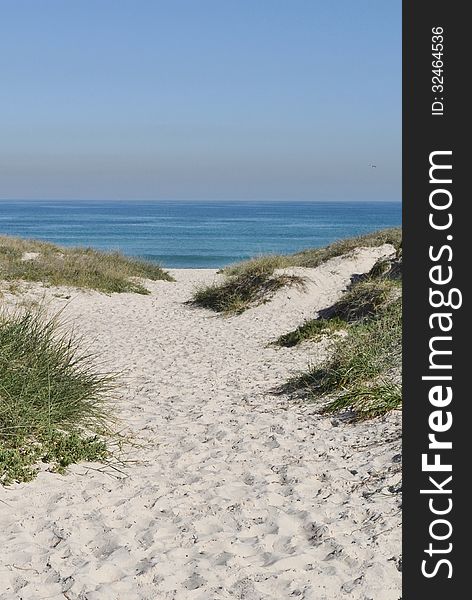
0, 246, 401, 600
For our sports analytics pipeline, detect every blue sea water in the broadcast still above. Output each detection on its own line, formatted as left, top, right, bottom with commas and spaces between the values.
0, 200, 401, 268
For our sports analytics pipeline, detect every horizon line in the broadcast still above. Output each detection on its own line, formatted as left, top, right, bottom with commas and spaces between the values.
0, 198, 402, 203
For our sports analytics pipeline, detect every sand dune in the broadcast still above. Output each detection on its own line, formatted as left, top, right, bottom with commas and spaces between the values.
0, 246, 401, 600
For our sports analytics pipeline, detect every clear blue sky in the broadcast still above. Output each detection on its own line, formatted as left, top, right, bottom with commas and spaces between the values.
0, 0, 401, 201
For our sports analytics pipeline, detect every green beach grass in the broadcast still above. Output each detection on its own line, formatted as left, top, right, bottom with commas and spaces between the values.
0, 235, 173, 294
0, 308, 116, 484
275, 277, 401, 348
192, 227, 401, 315
282, 250, 402, 421
289, 298, 402, 420
223, 227, 402, 275
191, 261, 305, 314
275, 317, 347, 347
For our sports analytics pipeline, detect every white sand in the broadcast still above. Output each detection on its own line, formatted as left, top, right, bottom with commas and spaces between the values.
0, 246, 401, 600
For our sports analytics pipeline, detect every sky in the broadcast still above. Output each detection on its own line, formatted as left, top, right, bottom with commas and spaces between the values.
0, 0, 401, 201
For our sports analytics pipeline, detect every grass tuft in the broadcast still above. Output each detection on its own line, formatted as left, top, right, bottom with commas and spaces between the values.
0, 308, 116, 484
320, 278, 400, 323
192, 263, 305, 314
275, 317, 347, 347
321, 382, 402, 420
286, 298, 402, 421
275, 250, 402, 348
367, 254, 402, 281
223, 255, 289, 277
0, 235, 173, 294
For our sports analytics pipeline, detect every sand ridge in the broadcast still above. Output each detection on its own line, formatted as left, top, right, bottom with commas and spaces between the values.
0, 246, 401, 600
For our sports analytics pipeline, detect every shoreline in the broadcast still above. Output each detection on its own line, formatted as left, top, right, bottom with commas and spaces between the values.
0, 199, 401, 273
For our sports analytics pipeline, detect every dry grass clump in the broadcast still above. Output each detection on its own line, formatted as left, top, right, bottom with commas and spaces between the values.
0, 309, 116, 484
192, 262, 305, 314
0, 235, 173, 294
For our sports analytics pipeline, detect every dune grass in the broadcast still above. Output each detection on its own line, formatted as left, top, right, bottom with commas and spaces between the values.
0, 235, 173, 294
223, 227, 402, 276
275, 317, 347, 347
222, 254, 289, 277
320, 278, 400, 323
275, 257, 401, 348
0, 309, 116, 484
278, 247, 402, 420
324, 382, 401, 420
294, 299, 402, 395
275, 278, 399, 348
286, 297, 402, 420
194, 227, 401, 315
192, 262, 305, 314
287, 227, 402, 269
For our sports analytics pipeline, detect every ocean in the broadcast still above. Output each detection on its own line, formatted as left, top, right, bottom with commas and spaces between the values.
0, 200, 401, 268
